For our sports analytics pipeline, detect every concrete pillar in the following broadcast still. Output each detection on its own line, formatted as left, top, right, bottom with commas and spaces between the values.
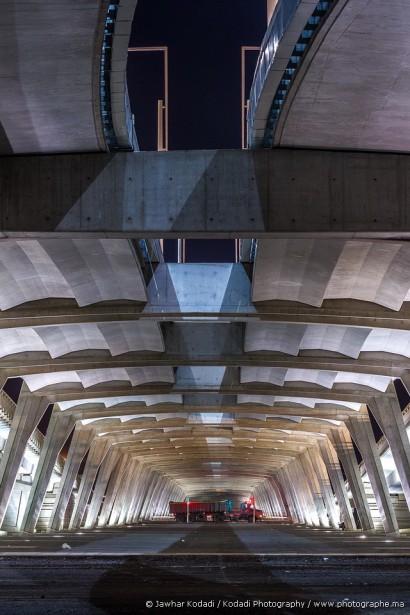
278, 467, 304, 523
129, 466, 153, 523
146, 475, 167, 519
301, 450, 328, 527
329, 427, 374, 531
21, 411, 76, 533
289, 459, 320, 526
123, 462, 147, 524
270, 475, 293, 520
307, 446, 339, 529
109, 459, 139, 525
48, 425, 94, 531
97, 453, 131, 527
83, 447, 121, 529
69, 437, 111, 529
136, 469, 158, 521
318, 437, 355, 530
346, 416, 399, 535
0, 388, 48, 528
369, 391, 410, 514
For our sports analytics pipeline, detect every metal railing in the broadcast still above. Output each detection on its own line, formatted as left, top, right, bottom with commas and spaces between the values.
248, 0, 337, 148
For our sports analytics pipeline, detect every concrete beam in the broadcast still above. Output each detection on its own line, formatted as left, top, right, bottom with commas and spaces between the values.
3, 149, 410, 236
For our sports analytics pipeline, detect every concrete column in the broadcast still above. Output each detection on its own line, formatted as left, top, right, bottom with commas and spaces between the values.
48, 425, 94, 531
83, 447, 121, 529
283, 463, 311, 524
270, 475, 293, 520
346, 416, 399, 535
318, 437, 355, 530
278, 467, 304, 523
146, 475, 167, 519
329, 427, 374, 531
307, 446, 339, 529
289, 459, 320, 526
123, 462, 147, 524
369, 391, 410, 513
301, 451, 328, 527
0, 388, 48, 528
129, 466, 152, 523
136, 470, 158, 521
155, 477, 173, 518
20, 411, 76, 533
69, 437, 111, 529
109, 459, 139, 525
97, 453, 131, 527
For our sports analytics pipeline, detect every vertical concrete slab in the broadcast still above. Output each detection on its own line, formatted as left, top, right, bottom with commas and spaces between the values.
301, 450, 329, 527
69, 437, 111, 529
21, 411, 76, 533
97, 453, 131, 527
307, 446, 339, 529
369, 391, 410, 514
83, 447, 121, 528
0, 388, 48, 528
318, 437, 355, 530
277, 468, 304, 523
329, 427, 374, 531
346, 416, 399, 535
48, 425, 94, 531
109, 459, 139, 525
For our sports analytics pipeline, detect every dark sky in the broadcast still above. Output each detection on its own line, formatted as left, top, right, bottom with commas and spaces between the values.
128, 0, 266, 262
128, 0, 267, 151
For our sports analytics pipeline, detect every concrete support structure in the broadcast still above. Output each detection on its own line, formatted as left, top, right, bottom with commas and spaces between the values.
4, 149, 410, 237
83, 447, 121, 529
21, 411, 76, 533
278, 468, 304, 524
97, 454, 131, 527
109, 459, 140, 526
48, 425, 94, 531
0, 389, 48, 528
300, 451, 328, 527
330, 428, 374, 532
307, 447, 339, 529
69, 437, 111, 529
346, 416, 399, 535
369, 389, 410, 513
318, 438, 355, 531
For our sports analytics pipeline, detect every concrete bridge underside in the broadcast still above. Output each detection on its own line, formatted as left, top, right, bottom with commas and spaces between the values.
1, 0, 410, 539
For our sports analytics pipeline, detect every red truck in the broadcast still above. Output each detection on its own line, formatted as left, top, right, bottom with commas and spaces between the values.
169, 500, 226, 522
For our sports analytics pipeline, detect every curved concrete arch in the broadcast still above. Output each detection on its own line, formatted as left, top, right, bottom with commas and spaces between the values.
0, 0, 137, 155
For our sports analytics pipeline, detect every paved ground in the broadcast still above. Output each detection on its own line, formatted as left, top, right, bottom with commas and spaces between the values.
1, 522, 410, 556
0, 523, 409, 613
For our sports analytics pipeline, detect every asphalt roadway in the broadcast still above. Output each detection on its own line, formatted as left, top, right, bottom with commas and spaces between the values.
0, 522, 409, 614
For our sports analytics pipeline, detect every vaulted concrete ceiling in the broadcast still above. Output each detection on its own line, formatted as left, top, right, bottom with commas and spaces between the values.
1, 0, 410, 523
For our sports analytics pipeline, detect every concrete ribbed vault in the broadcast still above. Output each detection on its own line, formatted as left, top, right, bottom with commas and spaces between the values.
1, 0, 410, 538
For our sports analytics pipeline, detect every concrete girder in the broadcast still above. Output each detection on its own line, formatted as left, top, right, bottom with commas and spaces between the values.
3, 150, 410, 236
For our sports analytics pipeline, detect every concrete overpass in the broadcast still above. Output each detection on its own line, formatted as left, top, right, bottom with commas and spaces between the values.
1, 0, 410, 541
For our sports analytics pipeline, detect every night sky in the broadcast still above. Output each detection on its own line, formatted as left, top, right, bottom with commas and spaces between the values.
128, 0, 266, 263
128, 0, 266, 151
